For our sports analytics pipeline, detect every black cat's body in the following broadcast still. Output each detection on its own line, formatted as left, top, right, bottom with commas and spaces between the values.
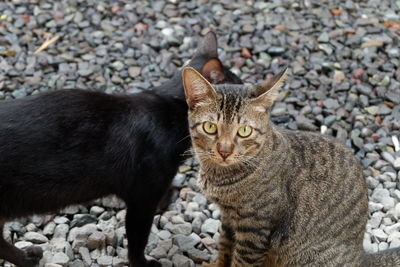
0, 89, 188, 217
0, 32, 241, 267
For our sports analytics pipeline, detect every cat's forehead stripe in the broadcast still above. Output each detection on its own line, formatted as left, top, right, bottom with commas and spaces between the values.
214, 84, 251, 123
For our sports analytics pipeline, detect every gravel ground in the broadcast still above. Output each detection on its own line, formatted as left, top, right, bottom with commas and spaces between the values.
0, 0, 400, 266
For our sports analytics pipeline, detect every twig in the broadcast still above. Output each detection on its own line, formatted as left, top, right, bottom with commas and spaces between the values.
33, 35, 60, 54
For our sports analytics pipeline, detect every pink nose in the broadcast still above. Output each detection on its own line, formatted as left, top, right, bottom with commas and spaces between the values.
217, 143, 234, 160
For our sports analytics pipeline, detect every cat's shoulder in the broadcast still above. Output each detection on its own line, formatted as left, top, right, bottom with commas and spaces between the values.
278, 127, 354, 154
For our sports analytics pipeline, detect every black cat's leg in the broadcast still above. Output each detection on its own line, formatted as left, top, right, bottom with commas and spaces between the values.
0, 222, 43, 267
125, 193, 163, 267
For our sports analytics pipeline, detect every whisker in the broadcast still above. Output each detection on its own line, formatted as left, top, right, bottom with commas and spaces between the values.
176, 134, 191, 144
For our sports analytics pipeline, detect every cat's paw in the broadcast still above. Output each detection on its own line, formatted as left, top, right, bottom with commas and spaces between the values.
201, 263, 219, 267
22, 246, 43, 267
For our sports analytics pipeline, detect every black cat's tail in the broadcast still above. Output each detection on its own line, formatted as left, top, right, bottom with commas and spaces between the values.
364, 248, 400, 266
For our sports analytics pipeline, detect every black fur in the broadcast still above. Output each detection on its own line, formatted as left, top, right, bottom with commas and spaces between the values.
0, 32, 242, 267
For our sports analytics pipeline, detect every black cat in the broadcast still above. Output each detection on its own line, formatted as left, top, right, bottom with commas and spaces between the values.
0, 32, 242, 267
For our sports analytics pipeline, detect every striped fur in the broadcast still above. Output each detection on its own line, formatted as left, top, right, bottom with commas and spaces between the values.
183, 69, 400, 267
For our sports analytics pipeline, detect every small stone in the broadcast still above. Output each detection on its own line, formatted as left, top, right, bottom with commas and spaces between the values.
393, 158, 400, 170
48, 252, 69, 266
372, 228, 388, 241
111, 61, 124, 71
388, 231, 400, 243
86, 231, 106, 250
171, 215, 185, 224
371, 188, 390, 203
97, 255, 113, 266
159, 259, 173, 267
12, 89, 27, 99
157, 230, 171, 240
43, 222, 56, 236
128, 66, 141, 78
332, 70, 345, 83
79, 247, 92, 265
390, 239, 400, 249
149, 246, 167, 259
173, 234, 199, 252
53, 224, 69, 239
362, 40, 384, 48
296, 115, 318, 131
324, 99, 340, 109
365, 106, 379, 115
318, 44, 333, 55
179, 165, 191, 173
201, 219, 221, 234
379, 242, 389, 251
69, 260, 85, 267
369, 202, 384, 213
318, 32, 329, 42
24, 232, 49, 244
78, 68, 94, 77
364, 234, 378, 253
187, 248, 210, 263
172, 254, 192, 267
242, 24, 255, 33
90, 206, 105, 216
54, 217, 69, 225
267, 46, 285, 55
382, 152, 395, 164
241, 47, 252, 58
70, 214, 97, 228
383, 223, 400, 235
14, 241, 33, 249
201, 236, 217, 250
170, 222, 192, 235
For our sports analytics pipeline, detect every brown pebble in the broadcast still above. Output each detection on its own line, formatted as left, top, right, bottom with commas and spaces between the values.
241, 47, 251, 59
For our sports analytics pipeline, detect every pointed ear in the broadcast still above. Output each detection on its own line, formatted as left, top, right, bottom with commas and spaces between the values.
250, 67, 288, 111
182, 67, 217, 110
193, 31, 218, 59
200, 58, 225, 84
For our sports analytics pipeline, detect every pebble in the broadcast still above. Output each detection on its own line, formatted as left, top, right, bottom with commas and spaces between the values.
201, 219, 221, 235
24, 232, 49, 243
0, 0, 399, 264
48, 252, 70, 266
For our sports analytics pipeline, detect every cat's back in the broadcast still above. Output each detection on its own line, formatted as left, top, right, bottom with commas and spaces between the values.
278, 128, 363, 182
0, 89, 183, 137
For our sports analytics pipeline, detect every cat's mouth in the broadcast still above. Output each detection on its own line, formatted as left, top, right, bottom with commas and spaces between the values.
218, 158, 235, 166
210, 152, 236, 166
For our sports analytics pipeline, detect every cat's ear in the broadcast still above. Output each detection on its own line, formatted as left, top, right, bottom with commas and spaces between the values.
200, 58, 225, 84
251, 67, 288, 111
182, 67, 218, 110
194, 32, 225, 84
193, 31, 218, 59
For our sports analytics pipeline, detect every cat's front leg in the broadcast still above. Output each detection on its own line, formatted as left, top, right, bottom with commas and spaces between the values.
125, 192, 162, 267
203, 223, 235, 267
230, 228, 270, 267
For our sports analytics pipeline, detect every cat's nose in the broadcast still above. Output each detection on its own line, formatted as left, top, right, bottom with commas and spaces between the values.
217, 143, 234, 160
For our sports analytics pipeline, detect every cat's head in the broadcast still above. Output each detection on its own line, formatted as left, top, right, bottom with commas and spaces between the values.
182, 67, 287, 167
158, 31, 242, 98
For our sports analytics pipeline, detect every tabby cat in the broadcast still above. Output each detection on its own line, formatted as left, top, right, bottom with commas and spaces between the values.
182, 67, 400, 267
0, 32, 241, 267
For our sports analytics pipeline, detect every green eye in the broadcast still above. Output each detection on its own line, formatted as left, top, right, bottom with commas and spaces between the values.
237, 125, 253, 138
203, 121, 217, 134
